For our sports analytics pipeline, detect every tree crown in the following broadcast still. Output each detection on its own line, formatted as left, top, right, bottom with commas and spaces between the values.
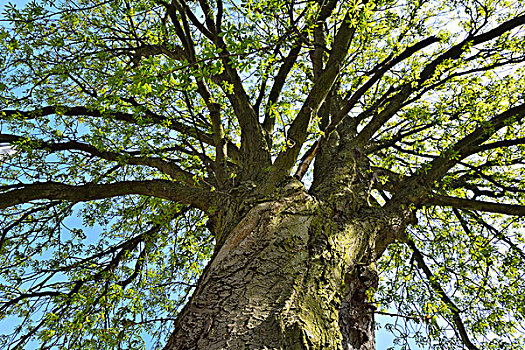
1, 0, 525, 348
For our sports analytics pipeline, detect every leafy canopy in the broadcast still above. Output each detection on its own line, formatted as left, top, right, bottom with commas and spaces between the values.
0, 0, 525, 349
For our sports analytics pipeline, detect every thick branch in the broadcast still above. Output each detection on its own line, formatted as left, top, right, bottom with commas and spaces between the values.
354, 14, 525, 146
0, 180, 212, 211
172, 0, 271, 170
420, 103, 525, 184
334, 36, 439, 131
128, 44, 187, 65
420, 14, 525, 82
370, 167, 404, 193
426, 194, 525, 216
475, 136, 525, 152
309, 0, 335, 81
388, 103, 525, 208
269, 12, 357, 184
294, 140, 320, 180
262, 42, 303, 136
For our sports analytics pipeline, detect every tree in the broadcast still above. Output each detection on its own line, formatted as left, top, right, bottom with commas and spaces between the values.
0, 0, 524, 348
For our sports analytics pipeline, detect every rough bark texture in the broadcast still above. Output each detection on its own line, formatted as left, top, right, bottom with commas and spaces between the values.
339, 266, 378, 350
163, 179, 389, 350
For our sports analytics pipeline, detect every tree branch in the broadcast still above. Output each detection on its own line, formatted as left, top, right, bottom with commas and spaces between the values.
0, 134, 198, 185
426, 194, 525, 216
354, 14, 525, 146
334, 36, 439, 132
294, 140, 320, 180
269, 11, 357, 184
2, 105, 205, 143
309, 0, 338, 81
474, 136, 525, 152
128, 43, 187, 66
172, 0, 271, 171
0, 106, 242, 163
407, 239, 480, 350
0, 202, 59, 253
0, 180, 212, 211
262, 42, 303, 137
419, 103, 525, 185
366, 120, 441, 154
453, 208, 525, 260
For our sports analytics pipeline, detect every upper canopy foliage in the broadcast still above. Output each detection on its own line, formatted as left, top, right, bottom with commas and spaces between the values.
0, 0, 524, 348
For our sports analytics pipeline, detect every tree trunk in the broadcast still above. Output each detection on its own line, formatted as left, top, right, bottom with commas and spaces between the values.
163, 182, 383, 350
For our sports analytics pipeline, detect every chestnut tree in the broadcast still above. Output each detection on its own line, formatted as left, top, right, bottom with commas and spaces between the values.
1, 0, 525, 348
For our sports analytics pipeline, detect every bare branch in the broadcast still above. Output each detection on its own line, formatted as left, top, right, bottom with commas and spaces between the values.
294, 140, 320, 180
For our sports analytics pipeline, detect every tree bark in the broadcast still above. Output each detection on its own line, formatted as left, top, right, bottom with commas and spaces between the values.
163, 181, 386, 350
